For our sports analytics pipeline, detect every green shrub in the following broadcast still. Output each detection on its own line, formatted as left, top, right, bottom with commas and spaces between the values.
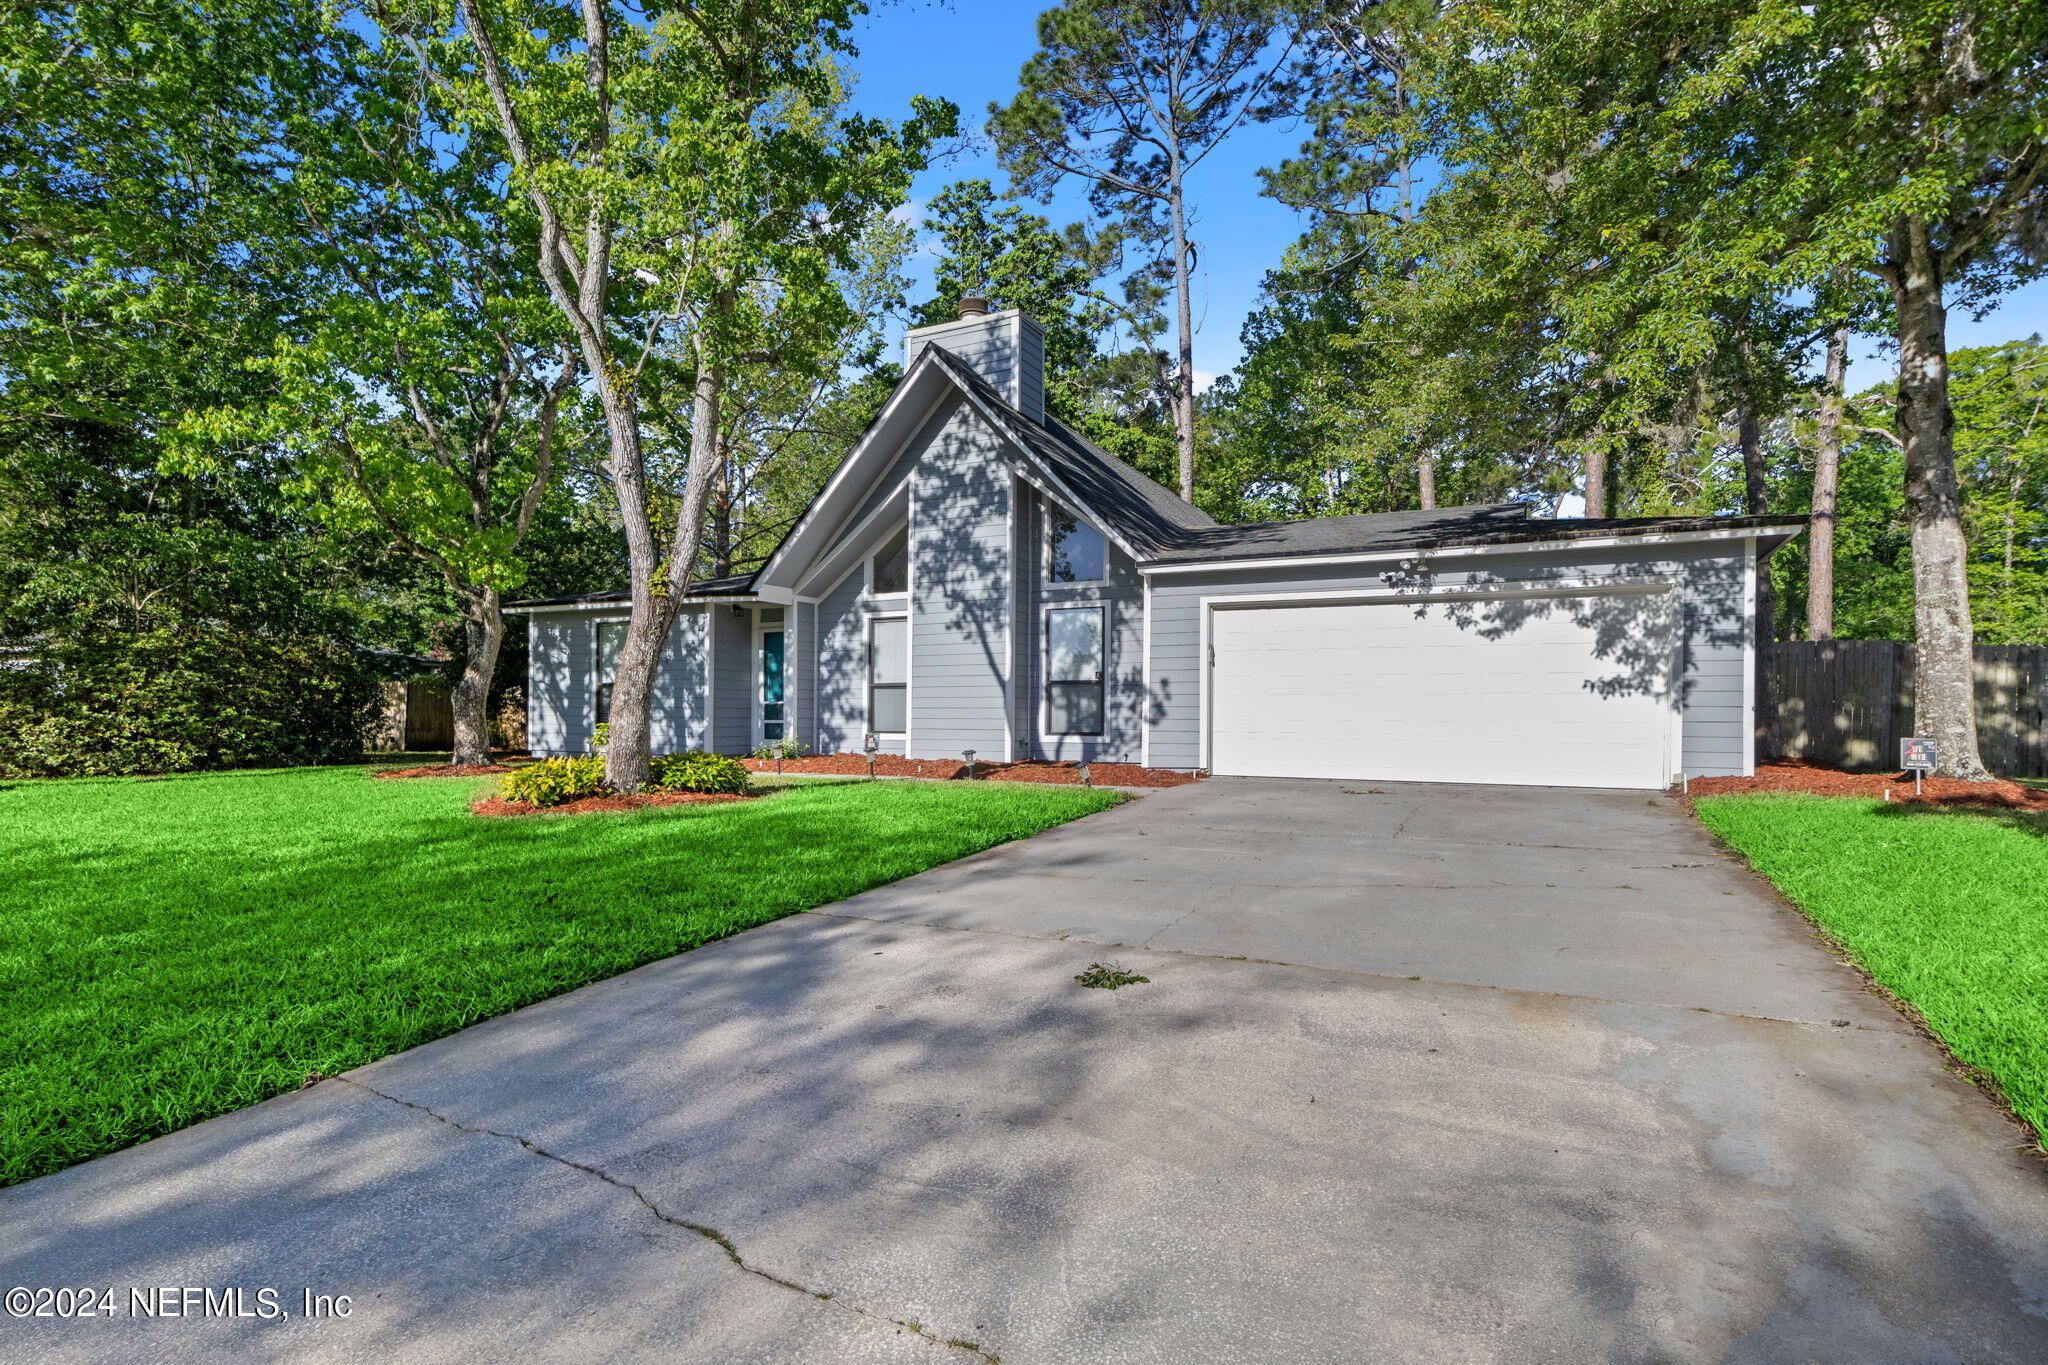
499, 755, 609, 807
651, 750, 753, 796
0, 626, 380, 778
750, 732, 810, 761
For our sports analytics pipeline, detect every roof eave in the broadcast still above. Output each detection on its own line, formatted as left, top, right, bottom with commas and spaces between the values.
1138, 516, 1809, 574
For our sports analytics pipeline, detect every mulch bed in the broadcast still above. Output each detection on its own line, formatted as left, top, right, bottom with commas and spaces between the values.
373, 763, 520, 780
1689, 760, 2048, 810
738, 753, 1203, 787
472, 791, 755, 818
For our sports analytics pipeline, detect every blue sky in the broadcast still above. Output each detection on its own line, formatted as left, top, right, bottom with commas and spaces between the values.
846, 1, 2048, 395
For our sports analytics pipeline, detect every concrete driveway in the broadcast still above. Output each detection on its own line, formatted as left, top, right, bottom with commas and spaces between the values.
7, 779, 2048, 1363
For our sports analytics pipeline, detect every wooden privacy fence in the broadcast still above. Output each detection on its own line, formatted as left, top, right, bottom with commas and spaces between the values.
1764, 640, 2047, 777
365, 677, 454, 752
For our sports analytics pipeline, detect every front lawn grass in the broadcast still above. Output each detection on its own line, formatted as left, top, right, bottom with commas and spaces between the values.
1694, 793, 2048, 1141
0, 767, 1116, 1185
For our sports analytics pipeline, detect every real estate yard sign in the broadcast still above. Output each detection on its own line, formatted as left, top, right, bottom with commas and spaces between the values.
1901, 737, 1936, 796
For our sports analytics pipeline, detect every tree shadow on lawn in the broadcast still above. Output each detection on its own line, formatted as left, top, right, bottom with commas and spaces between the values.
10, 872, 2048, 1362
2, 779, 1113, 1186
0, 881, 1220, 1360
1870, 799, 2048, 841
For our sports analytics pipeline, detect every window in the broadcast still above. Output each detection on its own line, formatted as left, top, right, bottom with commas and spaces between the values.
760, 629, 785, 741
1048, 507, 1105, 584
868, 616, 908, 734
595, 621, 627, 725
1045, 607, 1103, 735
871, 524, 909, 595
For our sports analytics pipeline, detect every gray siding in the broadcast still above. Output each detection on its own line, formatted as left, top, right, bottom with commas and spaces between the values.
905, 311, 1027, 411
1678, 549, 1751, 777
843, 437, 920, 541
709, 602, 751, 754
909, 396, 1013, 758
790, 600, 818, 753
1017, 484, 1144, 763
526, 615, 582, 754
1144, 542, 1753, 777
525, 605, 708, 756
814, 562, 903, 754
654, 608, 709, 754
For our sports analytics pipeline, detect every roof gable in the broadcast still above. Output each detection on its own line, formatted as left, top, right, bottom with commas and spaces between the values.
752, 344, 1215, 593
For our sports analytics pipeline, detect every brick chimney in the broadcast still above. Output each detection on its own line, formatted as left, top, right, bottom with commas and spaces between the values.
904, 300, 1046, 424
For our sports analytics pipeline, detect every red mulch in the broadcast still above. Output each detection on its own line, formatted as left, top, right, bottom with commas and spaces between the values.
976, 760, 1203, 788
374, 763, 519, 780
738, 753, 1203, 787
1690, 760, 2048, 810
472, 791, 755, 818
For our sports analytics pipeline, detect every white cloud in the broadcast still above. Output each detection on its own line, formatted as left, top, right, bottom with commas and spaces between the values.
1191, 369, 1219, 395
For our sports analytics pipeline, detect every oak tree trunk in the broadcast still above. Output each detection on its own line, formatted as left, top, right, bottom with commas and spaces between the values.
1891, 216, 1989, 779
599, 391, 665, 793
449, 585, 503, 768
1417, 449, 1437, 509
1806, 326, 1848, 640
604, 352, 728, 790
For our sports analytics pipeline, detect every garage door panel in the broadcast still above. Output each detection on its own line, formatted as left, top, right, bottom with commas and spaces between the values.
1208, 597, 1672, 789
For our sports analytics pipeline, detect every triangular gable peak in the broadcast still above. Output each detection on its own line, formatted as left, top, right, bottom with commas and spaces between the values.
752, 343, 1149, 598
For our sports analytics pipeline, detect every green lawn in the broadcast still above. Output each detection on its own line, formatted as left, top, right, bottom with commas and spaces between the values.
1695, 793, 2048, 1141
0, 766, 1116, 1185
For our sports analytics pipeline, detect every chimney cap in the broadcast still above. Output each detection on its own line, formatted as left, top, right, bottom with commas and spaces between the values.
957, 296, 991, 318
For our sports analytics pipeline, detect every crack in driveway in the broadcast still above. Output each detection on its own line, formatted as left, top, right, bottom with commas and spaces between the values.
333, 1076, 998, 1361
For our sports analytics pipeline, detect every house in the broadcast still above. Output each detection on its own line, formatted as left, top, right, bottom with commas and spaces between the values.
510, 301, 1803, 789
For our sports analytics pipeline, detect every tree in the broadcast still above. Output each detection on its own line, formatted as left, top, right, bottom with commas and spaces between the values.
687, 209, 915, 576
1808, 325, 1851, 639
990, 0, 1294, 502
0, 3, 326, 445
1259, 0, 1445, 504
180, 23, 586, 766
1397, 0, 2048, 776
1811, 4, 2048, 776
386, 0, 953, 789
912, 178, 1178, 481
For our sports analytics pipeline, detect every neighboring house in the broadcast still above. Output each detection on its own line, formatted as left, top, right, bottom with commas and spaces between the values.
511, 302, 1803, 788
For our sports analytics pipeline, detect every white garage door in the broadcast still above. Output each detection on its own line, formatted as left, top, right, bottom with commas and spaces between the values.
1208, 594, 1674, 789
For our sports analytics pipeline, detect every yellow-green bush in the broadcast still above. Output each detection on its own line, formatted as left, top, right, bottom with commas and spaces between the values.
651, 750, 753, 796
500, 755, 608, 807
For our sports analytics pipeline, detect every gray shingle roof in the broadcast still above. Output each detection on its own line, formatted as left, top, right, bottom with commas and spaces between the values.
507, 573, 757, 609
1144, 507, 1808, 564
925, 348, 1216, 554
513, 348, 1808, 611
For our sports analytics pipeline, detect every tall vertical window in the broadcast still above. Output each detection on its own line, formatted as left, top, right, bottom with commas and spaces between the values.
871, 524, 909, 594
868, 616, 908, 734
595, 621, 627, 726
1047, 507, 1105, 583
760, 629, 786, 741
1045, 607, 1104, 735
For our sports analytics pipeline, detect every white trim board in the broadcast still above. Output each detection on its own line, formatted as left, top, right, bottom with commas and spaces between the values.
1137, 525, 1801, 577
